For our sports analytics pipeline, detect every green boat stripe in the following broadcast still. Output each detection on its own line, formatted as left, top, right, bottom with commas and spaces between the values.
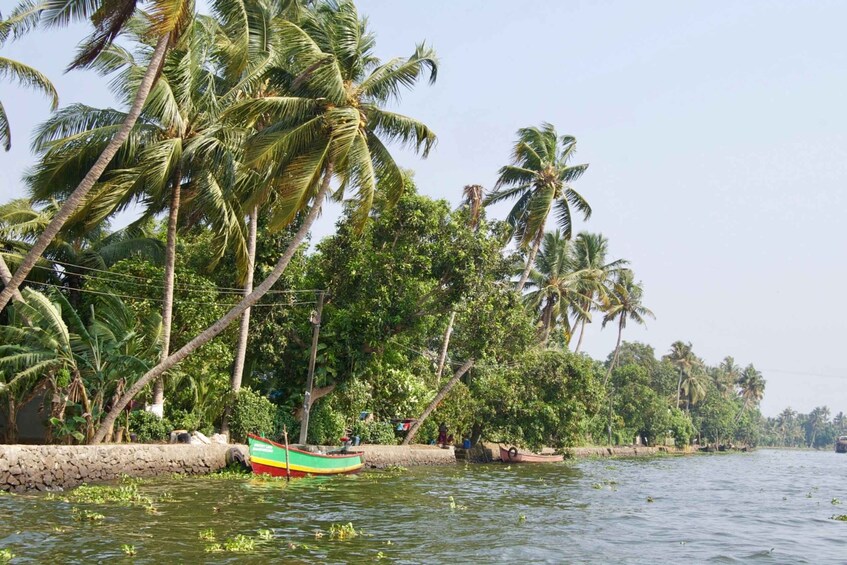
250, 455, 363, 474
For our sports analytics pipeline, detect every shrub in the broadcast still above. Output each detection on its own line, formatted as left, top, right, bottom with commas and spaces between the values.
273, 406, 301, 442
229, 388, 275, 443
351, 420, 397, 445
307, 402, 346, 445
129, 411, 173, 443
168, 409, 200, 432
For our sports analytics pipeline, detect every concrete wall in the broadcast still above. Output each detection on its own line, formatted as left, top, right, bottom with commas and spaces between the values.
0, 443, 247, 493
356, 444, 457, 468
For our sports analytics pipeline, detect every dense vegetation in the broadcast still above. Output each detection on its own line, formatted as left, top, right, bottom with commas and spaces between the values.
1, 0, 769, 450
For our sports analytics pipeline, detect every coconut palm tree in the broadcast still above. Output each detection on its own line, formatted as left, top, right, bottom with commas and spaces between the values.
715, 355, 740, 398
777, 407, 797, 447
0, 0, 195, 312
92, 0, 438, 443
735, 363, 765, 421
602, 270, 653, 385
569, 232, 628, 353
0, 6, 58, 151
665, 341, 702, 410
484, 123, 590, 292
523, 231, 600, 346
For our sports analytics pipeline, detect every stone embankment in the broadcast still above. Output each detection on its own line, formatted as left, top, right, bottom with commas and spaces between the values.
0, 443, 247, 493
356, 444, 456, 468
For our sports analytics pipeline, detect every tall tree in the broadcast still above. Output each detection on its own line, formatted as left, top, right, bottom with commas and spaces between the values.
0, 5, 58, 150
602, 270, 653, 385
735, 363, 765, 420
92, 0, 438, 443
570, 232, 627, 352
484, 123, 590, 292
0, 0, 195, 312
665, 341, 702, 410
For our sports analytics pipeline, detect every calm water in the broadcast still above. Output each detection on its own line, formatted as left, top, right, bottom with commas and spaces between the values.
2, 449, 847, 563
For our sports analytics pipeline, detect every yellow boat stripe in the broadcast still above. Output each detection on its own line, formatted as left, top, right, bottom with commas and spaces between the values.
250, 456, 364, 474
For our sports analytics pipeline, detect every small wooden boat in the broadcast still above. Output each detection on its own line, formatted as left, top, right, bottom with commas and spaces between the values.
836, 436, 847, 453
500, 445, 564, 463
248, 434, 365, 478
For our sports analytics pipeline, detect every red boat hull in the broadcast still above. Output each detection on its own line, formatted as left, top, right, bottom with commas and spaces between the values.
500, 446, 564, 463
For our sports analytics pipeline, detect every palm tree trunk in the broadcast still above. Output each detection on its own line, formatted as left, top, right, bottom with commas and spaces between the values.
0, 253, 24, 303
516, 228, 545, 293
0, 33, 171, 313
402, 358, 474, 446
222, 205, 258, 436
603, 314, 624, 387
434, 310, 456, 383
5, 395, 17, 444
574, 318, 587, 353
540, 299, 554, 346
676, 369, 683, 410
91, 163, 335, 444
151, 171, 181, 415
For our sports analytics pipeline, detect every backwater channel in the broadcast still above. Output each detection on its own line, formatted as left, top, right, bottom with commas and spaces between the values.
2, 449, 846, 563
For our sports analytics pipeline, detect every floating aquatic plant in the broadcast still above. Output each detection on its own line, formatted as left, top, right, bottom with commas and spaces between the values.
223, 535, 255, 552
121, 545, 136, 556
204, 543, 224, 553
591, 483, 603, 490
448, 496, 467, 511
647, 497, 654, 503
831, 514, 847, 522
257, 529, 273, 541
59, 484, 154, 507
833, 498, 841, 505
517, 514, 527, 524
71, 508, 105, 522
199, 529, 216, 542
0, 549, 15, 563
328, 523, 359, 541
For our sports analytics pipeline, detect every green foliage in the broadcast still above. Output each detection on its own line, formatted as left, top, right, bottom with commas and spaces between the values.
129, 411, 172, 443
307, 402, 346, 445
229, 388, 275, 443
351, 420, 397, 445
272, 406, 301, 442
167, 408, 200, 432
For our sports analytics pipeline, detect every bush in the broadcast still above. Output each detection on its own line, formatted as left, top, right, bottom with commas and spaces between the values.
168, 408, 200, 432
351, 420, 398, 445
307, 402, 346, 445
129, 411, 173, 443
229, 388, 275, 443
273, 406, 301, 442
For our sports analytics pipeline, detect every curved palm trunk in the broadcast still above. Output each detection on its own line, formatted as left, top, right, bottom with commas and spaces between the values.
221, 205, 259, 436
402, 358, 475, 446
540, 298, 554, 346
603, 313, 625, 387
0, 254, 24, 303
676, 370, 683, 409
0, 33, 171, 313
92, 164, 334, 444
574, 318, 587, 353
434, 310, 456, 383
516, 227, 545, 293
151, 173, 182, 416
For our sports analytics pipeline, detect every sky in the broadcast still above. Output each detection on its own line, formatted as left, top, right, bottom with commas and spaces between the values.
2, 1, 847, 416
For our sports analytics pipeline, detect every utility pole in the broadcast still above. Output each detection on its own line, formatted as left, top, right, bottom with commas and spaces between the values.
299, 291, 325, 445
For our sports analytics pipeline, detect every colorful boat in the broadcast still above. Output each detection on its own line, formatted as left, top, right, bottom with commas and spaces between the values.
248, 434, 365, 478
500, 445, 564, 463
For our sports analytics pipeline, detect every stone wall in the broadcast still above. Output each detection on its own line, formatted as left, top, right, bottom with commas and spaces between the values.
0, 443, 247, 493
356, 444, 457, 467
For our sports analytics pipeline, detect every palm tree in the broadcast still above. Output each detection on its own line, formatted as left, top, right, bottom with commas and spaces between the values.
602, 270, 654, 385
777, 407, 797, 447
715, 356, 740, 398
0, 7, 58, 150
570, 232, 627, 353
27, 18, 249, 413
462, 184, 484, 230
806, 406, 831, 448
735, 363, 765, 421
484, 123, 590, 292
92, 0, 438, 443
665, 341, 702, 410
524, 231, 599, 346
0, 0, 195, 312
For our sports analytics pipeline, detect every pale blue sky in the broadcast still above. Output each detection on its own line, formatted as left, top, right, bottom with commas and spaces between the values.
2, 1, 847, 416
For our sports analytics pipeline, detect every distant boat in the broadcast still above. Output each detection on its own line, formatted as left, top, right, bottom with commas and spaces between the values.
836, 436, 847, 454
500, 445, 564, 463
248, 434, 365, 478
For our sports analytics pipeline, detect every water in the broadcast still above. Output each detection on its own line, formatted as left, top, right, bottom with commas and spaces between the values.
2, 449, 847, 563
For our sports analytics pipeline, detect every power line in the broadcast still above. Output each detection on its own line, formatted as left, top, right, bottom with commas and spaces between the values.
0, 251, 321, 295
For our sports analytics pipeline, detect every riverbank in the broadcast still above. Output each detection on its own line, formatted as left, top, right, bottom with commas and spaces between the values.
1, 441, 697, 492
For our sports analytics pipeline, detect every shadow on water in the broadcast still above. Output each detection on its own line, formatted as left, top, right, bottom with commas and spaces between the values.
2, 450, 847, 563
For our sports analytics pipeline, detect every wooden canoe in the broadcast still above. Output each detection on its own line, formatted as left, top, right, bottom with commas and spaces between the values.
248, 434, 365, 478
500, 445, 564, 463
